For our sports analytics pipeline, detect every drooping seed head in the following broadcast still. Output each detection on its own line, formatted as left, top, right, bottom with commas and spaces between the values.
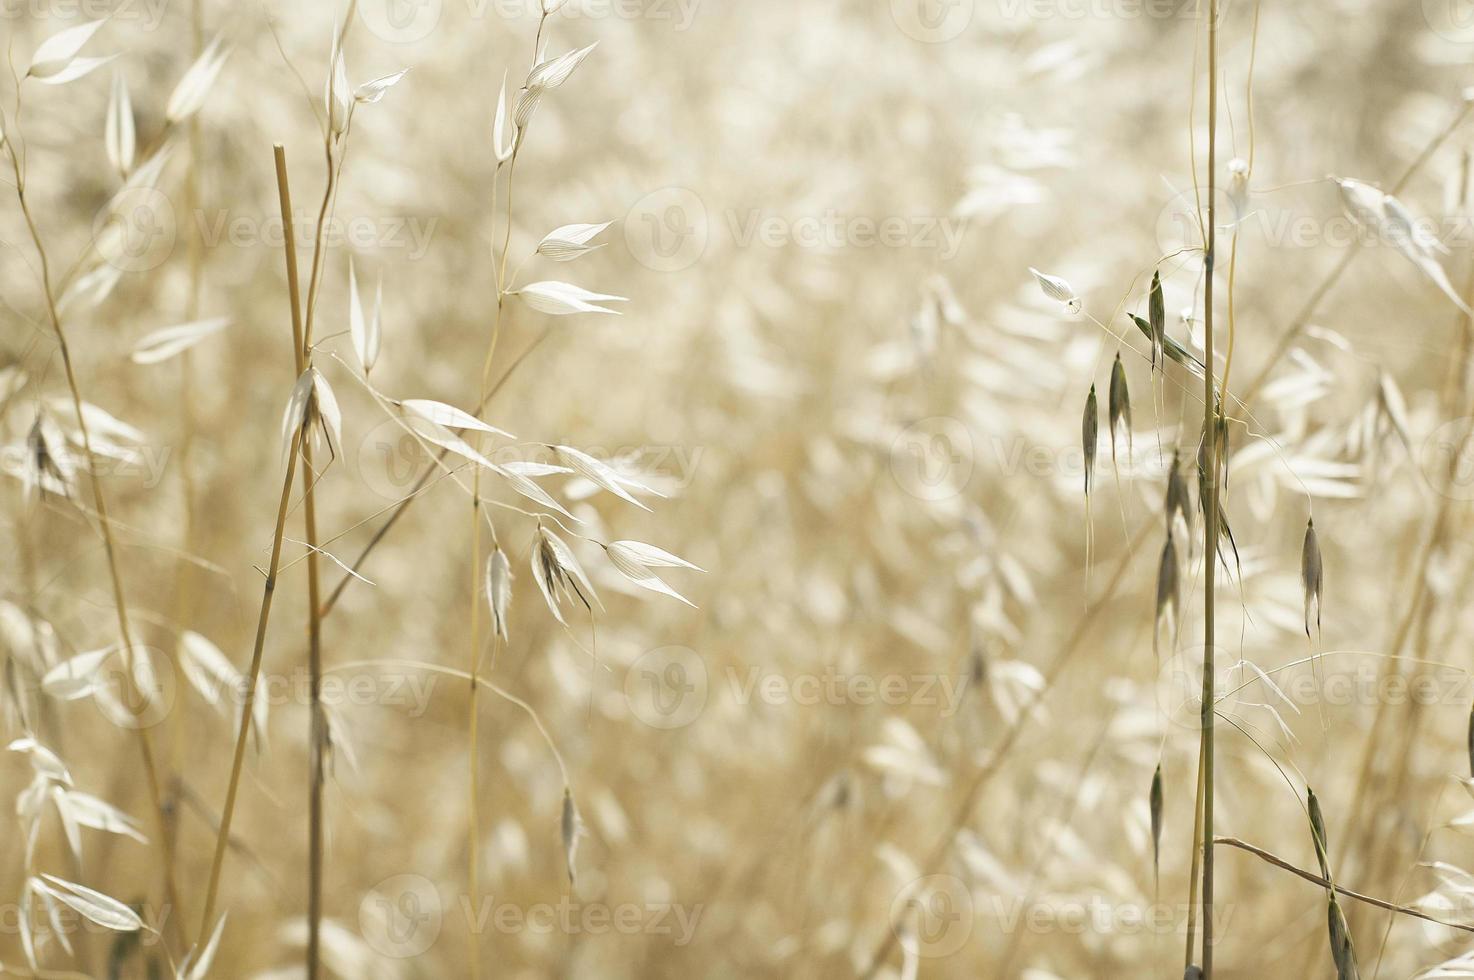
1302, 518, 1323, 639
1149, 764, 1163, 879
1109, 353, 1132, 467
1082, 384, 1098, 497
1148, 270, 1166, 371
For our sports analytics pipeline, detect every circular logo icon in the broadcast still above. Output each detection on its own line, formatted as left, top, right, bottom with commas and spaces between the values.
353, 415, 453, 502
625, 646, 707, 729
1156, 644, 1248, 732
1424, 0, 1474, 42
359, 873, 442, 958
95, 645, 174, 730
1154, 184, 1242, 259
890, 874, 973, 958
1422, 417, 1474, 501
624, 187, 708, 273
890, 416, 974, 501
890, 0, 973, 43
358, 0, 444, 43
93, 187, 175, 273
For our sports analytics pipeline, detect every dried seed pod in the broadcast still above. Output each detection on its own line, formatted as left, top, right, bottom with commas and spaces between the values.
561, 787, 584, 886
967, 643, 988, 690
1109, 353, 1132, 467
1467, 704, 1474, 779
1327, 895, 1359, 980
1184, 968, 1203, 980
1082, 384, 1098, 498
1148, 270, 1166, 371
1154, 536, 1179, 657
484, 549, 512, 643
1302, 518, 1323, 639
1165, 451, 1191, 534
1307, 787, 1331, 881
1149, 764, 1163, 884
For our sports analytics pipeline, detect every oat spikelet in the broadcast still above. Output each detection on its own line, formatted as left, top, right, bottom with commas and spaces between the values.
560, 787, 584, 887
1165, 450, 1191, 536
1149, 763, 1164, 888
1302, 518, 1323, 639
1154, 536, 1179, 658
1467, 704, 1474, 779
1109, 352, 1132, 468
1082, 384, 1098, 498
1148, 269, 1166, 372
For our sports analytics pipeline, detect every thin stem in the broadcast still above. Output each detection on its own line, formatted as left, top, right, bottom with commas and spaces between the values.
1199, 1, 1219, 974
5, 115, 184, 954
1215, 837, 1474, 933
198, 144, 306, 942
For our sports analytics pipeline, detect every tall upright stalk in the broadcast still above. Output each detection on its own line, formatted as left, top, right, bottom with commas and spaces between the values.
1199, 0, 1221, 973
5, 114, 185, 952
198, 144, 307, 942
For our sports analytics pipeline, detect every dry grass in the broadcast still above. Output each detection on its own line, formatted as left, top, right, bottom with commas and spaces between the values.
7, 1, 1474, 977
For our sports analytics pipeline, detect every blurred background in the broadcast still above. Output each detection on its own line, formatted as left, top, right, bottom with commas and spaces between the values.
6, 0, 1474, 976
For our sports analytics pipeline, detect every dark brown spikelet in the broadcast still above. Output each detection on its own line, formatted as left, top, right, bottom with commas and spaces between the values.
1109, 353, 1132, 467
1302, 518, 1323, 639
1149, 764, 1164, 884
1468, 704, 1474, 779
1149, 270, 1166, 371
1083, 384, 1098, 497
